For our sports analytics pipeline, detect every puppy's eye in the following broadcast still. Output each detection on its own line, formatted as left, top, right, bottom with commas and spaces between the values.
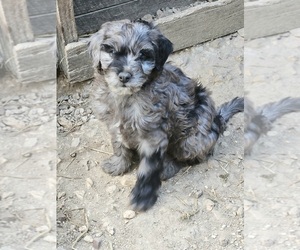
139, 49, 154, 61
101, 44, 115, 54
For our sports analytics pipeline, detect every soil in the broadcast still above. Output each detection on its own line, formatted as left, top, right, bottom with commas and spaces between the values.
244, 29, 300, 249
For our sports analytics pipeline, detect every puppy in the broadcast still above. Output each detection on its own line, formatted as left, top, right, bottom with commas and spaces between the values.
245, 97, 300, 154
88, 20, 244, 211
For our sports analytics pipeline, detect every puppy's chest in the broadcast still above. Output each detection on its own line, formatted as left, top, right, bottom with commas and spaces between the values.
119, 101, 160, 147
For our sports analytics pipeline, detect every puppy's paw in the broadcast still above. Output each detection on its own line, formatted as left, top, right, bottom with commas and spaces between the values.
102, 155, 131, 176
130, 183, 158, 211
160, 158, 183, 181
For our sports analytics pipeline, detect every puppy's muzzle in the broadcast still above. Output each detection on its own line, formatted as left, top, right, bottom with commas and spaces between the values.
119, 72, 132, 84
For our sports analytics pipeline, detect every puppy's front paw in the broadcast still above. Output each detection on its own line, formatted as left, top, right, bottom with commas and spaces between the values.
130, 183, 158, 211
102, 155, 131, 176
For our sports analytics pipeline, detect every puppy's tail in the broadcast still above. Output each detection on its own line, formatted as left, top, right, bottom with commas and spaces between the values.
258, 97, 300, 123
217, 96, 244, 123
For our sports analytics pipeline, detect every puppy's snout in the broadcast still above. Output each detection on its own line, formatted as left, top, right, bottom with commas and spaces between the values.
118, 72, 132, 84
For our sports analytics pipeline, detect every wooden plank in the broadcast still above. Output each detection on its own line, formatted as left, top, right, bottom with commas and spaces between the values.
27, 0, 56, 16
74, 0, 198, 35
64, 41, 94, 83
0, 0, 34, 45
30, 14, 56, 36
245, 0, 300, 40
57, 0, 78, 44
27, 0, 56, 36
155, 0, 244, 51
13, 39, 56, 83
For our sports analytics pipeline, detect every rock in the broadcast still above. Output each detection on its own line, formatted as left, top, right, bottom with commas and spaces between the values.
2, 192, 15, 199
106, 185, 118, 194
120, 176, 135, 187
36, 225, 49, 232
237, 28, 244, 37
236, 206, 244, 216
106, 225, 115, 235
93, 238, 102, 249
290, 28, 300, 37
57, 192, 66, 199
74, 190, 85, 200
2, 117, 25, 128
79, 225, 87, 232
43, 235, 56, 243
23, 137, 38, 147
143, 14, 153, 22
83, 235, 93, 243
288, 207, 300, 217
123, 210, 136, 219
29, 190, 45, 199
223, 131, 230, 137
57, 117, 72, 128
204, 199, 215, 211
86, 178, 94, 189
71, 137, 80, 147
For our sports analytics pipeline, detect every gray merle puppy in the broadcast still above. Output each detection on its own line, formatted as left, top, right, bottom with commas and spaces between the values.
88, 20, 244, 211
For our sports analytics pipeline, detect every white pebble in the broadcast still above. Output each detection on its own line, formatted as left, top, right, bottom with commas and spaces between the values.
123, 210, 136, 219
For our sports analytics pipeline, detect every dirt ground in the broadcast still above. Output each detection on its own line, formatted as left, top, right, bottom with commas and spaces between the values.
56, 31, 244, 250
0, 76, 56, 250
244, 29, 300, 249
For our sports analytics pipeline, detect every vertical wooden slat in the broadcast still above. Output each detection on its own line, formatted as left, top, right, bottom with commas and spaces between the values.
56, 0, 78, 45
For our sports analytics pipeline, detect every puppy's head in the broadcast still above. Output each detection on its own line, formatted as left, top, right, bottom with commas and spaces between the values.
89, 20, 173, 95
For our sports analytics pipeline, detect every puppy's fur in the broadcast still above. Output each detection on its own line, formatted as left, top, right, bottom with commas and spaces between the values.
89, 20, 244, 211
245, 97, 300, 154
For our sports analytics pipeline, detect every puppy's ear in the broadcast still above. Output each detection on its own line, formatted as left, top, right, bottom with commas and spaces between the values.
154, 34, 173, 71
88, 29, 105, 70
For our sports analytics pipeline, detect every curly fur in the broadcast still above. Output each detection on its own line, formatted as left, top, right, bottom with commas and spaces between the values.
88, 20, 244, 211
245, 97, 300, 155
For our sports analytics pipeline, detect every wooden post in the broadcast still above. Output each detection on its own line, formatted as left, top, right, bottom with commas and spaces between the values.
57, 0, 94, 83
0, 0, 55, 83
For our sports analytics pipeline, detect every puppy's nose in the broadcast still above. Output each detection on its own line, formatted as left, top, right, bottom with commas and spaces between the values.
118, 72, 132, 84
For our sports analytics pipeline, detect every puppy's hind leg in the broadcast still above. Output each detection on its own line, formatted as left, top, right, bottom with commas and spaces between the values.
131, 133, 168, 211
160, 154, 184, 181
102, 134, 133, 176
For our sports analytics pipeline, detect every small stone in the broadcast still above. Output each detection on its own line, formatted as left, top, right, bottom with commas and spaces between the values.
70, 152, 77, 158
290, 28, 300, 37
223, 131, 230, 137
23, 138, 38, 147
189, 190, 203, 198
83, 235, 93, 243
57, 192, 66, 199
78, 225, 87, 232
43, 235, 56, 243
106, 185, 117, 194
267, 131, 278, 137
36, 225, 49, 232
219, 236, 229, 247
2, 117, 25, 128
74, 190, 85, 200
237, 28, 244, 37
120, 176, 135, 187
93, 238, 102, 249
71, 138, 80, 147
86, 178, 94, 189
2, 192, 15, 199
288, 207, 300, 217
29, 190, 45, 199
106, 226, 115, 235
143, 14, 153, 22
204, 199, 215, 211
123, 210, 136, 219
236, 206, 244, 216
57, 117, 72, 128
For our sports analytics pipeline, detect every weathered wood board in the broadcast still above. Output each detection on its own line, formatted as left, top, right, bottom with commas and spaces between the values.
156, 0, 243, 51
73, 0, 200, 35
27, 0, 56, 36
245, 0, 300, 40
